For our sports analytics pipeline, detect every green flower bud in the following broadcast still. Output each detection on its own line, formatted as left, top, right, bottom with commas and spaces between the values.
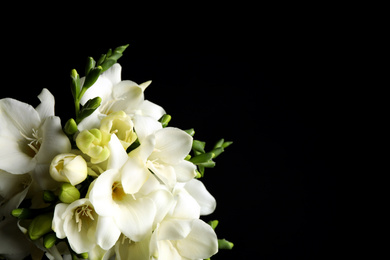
159, 114, 172, 127
76, 129, 110, 164
43, 190, 57, 203
28, 213, 53, 240
43, 233, 57, 249
11, 208, 33, 219
79, 252, 89, 259
59, 183, 80, 204
218, 239, 234, 250
64, 118, 78, 135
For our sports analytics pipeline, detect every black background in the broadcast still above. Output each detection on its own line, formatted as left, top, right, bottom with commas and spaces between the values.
1, 11, 342, 259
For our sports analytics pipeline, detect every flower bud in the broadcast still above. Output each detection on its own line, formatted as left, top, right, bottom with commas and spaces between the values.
59, 183, 80, 204
43, 233, 57, 249
43, 190, 57, 203
28, 213, 53, 240
12, 208, 33, 219
76, 129, 110, 164
50, 153, 88, 185
100, 111, 137, 150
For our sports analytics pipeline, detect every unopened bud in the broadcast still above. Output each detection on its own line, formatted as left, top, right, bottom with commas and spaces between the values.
43, 233, 57, 249
11, 208, 33, 219
28, 213, 53, 240
76, 129, 110, 164
43, 190, 57, 203
50, 153, 88, 186
79, 252, 89, 259
59, 183, 80, 204
64, 118, 78, 135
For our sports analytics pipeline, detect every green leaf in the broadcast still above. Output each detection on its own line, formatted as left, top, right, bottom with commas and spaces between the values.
218, 239, 234, 250
77, 97, 102, 123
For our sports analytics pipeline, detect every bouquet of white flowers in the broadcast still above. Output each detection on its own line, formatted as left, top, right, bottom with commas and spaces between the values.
0, 45, 233, 260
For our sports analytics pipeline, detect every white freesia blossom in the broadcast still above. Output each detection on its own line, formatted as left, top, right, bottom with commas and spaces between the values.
89, 134, 173, 249
77, 64, 165, 132
50, 153, 88, 186
150, 218, 218, 260
123, 116, 196, 192
52, 198, 100, 254
0, 89, 71, 189
146, 182, 218, 260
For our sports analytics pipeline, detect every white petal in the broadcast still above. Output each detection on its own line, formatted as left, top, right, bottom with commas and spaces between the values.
156, 240, 181, 260
171, 188, 200, 219
157, 218, 193, 241
52, 203, 68, 239
129, 134, 155, 163
112, 81, 144, 113
150, 128, 192, 165
96, 216, 121, 250
148, 189, 174, 226
138, 100, 166, 120
89, 169, 120, 217
115, 234, 150, 260
115, 196, 156, 242
0, 98, 41, 137
80, 77, 113, 106
35, 116, 71, 164
184, 179, 216, 215
121, 157, 151, 195
77, 110, 103, 132
175, 219, 218, 259
172, 160, 197, 183
35, 88, 55, 119
0, 217, 32, 259
133, 114, 162, 142
103, 63, 122, 86
107, 134, 129, 170
148, 162, 176, 188
0, 137, 35, 174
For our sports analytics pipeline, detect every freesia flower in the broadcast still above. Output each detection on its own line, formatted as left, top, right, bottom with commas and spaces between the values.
0, 89, 71, 189
124, 116, 197, 191
52, 198, 99, 254
77, 64, 165, 132
89, 134, 173, 249
150, 218, 218, 260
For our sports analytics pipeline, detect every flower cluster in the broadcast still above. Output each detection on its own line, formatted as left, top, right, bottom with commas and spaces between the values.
0, 45, 232, 260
